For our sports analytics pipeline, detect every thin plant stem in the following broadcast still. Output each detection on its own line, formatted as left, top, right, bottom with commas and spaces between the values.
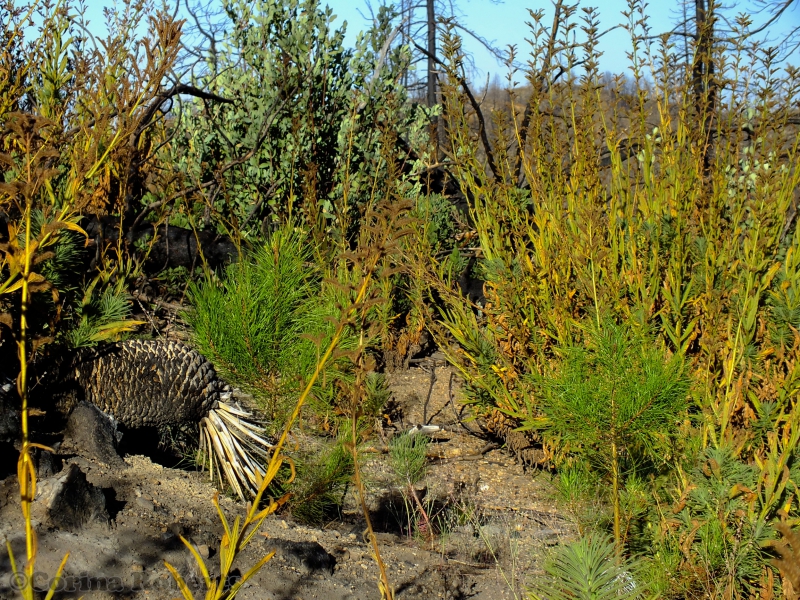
351, 411, 394, 599
249, 265, 377, 521
20, 193, 33, 570
611, 438, 621, 556
408, 483, 433, 544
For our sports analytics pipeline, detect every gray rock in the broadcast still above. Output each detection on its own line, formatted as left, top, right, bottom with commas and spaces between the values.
135, 496, 155, 512
478, 524, 505, 538
533, 528, 561, 545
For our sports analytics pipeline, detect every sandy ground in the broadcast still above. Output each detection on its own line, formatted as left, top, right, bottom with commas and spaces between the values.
0, 362, 575, 600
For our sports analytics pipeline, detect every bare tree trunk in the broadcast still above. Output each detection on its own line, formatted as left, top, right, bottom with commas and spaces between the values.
402, 0, 410, 91
426, 0, 436, 109
682, 1, 690, 74
693, 0, 716, 177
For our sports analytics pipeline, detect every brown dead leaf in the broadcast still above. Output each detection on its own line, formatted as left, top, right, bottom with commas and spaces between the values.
768, 522, 800, 599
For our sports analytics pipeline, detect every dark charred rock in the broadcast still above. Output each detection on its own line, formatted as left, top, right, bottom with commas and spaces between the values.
61, 402, 125, 468
83, 216, 237, 273
31, 447, 63, 478
0, 378, 19, 445
32, 463, 109, 530
271, 539, 337, 574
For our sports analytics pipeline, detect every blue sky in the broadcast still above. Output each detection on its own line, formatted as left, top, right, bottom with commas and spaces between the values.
324, 0, 800, 78
79, 0, 800, 80
326, 0, 679, 78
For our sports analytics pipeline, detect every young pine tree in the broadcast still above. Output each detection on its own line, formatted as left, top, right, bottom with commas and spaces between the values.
537, 320, 690, 553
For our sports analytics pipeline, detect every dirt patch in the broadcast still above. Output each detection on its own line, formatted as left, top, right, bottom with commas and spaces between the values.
0, 362, 575, 599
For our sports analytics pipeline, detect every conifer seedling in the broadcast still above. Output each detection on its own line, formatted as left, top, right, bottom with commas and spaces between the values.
537, 320, 689, 553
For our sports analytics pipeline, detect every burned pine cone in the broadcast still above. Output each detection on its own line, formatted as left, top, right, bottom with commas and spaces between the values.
68, 340, 222, 428
45, 339, 272, 500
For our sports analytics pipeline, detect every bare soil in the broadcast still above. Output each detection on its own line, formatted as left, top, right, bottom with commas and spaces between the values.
0, 361, 575, 600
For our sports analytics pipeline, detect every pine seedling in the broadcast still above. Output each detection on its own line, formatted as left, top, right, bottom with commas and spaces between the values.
165, 225, 386, 599
389, 433, 429, 487
537, 319, 689, 553
389, 433, 432, 539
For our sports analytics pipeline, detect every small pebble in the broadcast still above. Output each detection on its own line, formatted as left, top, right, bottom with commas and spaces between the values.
135, 497, 155, 512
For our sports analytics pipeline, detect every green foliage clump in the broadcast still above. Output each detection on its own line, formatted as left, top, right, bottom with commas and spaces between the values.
388, 432, 434, 539
30, 212, 83, 299
285, 372, 391, 524
167, 0, 425, 249
363, 371, 391, 421
537, 320, 689, 550
64, 279, 139, 348
655, 447, 779, 598
389, 432, 429, 488
412, 194, 460, 255
538, 320, 689, 468
289, 442, 353, 524
529, 534, 644, 600
182, 0, 351, 230
553, 463, 605, 535
185, 224, 353, 422
0, 209, 139, 352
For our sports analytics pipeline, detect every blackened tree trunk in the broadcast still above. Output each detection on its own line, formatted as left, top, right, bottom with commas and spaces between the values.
692, 0, 716, 177
427, 0, 439, 156
426, 0, 436, 109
